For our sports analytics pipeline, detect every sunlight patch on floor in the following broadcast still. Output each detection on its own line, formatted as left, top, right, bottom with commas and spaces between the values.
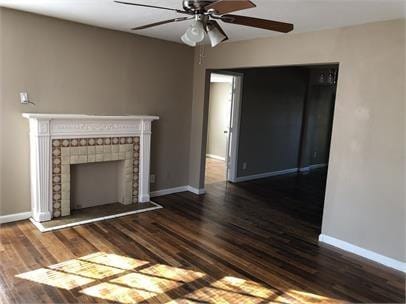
80, 252, 149, 270
111, 272, 182, 293
213, 276, 276, 298
15, 268, 94, 290
282, 289, 339, 304
16, 251, 344, 304
81, 282, 159, 304
49, 258, 125, 279
173, 286, 265, 303
139, 264, 205, 282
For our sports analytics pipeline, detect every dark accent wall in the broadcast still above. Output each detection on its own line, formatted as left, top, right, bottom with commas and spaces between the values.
299, 68, 337, 169
234, 65, 337, 178
235, 67, 309, 177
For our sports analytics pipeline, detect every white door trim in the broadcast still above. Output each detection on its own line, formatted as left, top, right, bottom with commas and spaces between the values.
202, 70, 243, 188
226, 74, 243, 183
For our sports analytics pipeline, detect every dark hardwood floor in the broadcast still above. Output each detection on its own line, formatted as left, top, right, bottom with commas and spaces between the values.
1, 167, 405, 303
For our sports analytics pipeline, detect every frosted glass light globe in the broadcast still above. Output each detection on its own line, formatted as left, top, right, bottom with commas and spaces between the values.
185, 20, 205, 43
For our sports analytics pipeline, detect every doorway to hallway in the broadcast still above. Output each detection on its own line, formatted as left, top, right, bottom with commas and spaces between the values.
205, 72, 243, 185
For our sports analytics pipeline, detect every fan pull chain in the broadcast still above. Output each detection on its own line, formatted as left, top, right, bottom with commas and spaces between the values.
198, 44, 206, 65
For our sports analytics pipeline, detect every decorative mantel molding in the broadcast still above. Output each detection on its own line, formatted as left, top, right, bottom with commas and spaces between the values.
23, 113, 159, 222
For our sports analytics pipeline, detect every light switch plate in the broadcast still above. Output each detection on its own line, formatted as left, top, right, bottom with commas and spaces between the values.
20, 92, 29, 104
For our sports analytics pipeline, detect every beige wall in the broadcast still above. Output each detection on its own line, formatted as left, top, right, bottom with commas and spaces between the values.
207, 82, 232, 159
189, 19, 405, 261
0, 8, 194, 215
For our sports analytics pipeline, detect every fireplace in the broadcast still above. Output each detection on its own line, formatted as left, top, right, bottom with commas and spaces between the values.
23, 114, 159, 223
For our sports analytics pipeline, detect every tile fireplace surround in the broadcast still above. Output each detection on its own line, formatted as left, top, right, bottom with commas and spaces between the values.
23, 114, 159, 223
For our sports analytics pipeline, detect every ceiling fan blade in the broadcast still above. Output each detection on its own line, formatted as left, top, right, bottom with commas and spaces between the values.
114, 1, 191, 15
132, 17, 192, 30
221, 14, 294, 33
204, 0, 256, 15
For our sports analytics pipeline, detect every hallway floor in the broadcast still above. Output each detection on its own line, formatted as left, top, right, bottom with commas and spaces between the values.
205, 157, 226, 184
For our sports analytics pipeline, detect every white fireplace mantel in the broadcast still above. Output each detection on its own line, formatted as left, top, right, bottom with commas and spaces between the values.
23, 113, 159, 222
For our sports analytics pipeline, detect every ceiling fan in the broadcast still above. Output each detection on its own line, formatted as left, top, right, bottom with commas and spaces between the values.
114, 0, 294, 47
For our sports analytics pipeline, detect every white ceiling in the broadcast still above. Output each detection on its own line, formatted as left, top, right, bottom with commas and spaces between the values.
1, 0, 405, 44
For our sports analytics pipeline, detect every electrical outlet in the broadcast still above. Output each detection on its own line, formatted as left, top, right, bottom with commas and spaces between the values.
242, 162, 247, 170
150, 174, 156, 184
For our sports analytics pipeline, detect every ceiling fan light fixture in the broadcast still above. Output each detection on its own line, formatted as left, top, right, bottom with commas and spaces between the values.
181, 32, 197, 47
205, 20, 228, 47
117, 1, 295, 48
183, 20, 205, 44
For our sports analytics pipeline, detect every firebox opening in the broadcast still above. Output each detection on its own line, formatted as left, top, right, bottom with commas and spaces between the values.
70, 161, 125, 210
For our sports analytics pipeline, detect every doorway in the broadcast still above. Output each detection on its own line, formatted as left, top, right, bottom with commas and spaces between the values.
202, 64, 339, 231
205, 72, 243, 185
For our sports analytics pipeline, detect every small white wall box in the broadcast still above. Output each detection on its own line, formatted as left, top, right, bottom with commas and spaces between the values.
20, 92, 29, 104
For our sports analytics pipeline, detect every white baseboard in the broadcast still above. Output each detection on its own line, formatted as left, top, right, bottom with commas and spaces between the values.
0, 212, 32, 224
150, 186, 189, 197
319, 234, 406, 272
235, 168, 298, 182
2, 186, 205, 225
299, 163, 327, 172
206, 154, 226, 161
151, 185, 206, 198
187, 185, 206, 195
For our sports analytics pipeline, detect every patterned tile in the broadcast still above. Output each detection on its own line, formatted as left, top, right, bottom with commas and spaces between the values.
70, 139, 79, 147
53, 165, 61, 175
62, 139, 70, 147
52, 148, 61, 157
52, 140, 61, 148
53, 184, 61, 193
79, 138, 88, 146
51, 136, 141, 218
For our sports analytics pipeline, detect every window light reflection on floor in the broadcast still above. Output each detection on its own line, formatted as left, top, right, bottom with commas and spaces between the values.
15, 252, 343, 304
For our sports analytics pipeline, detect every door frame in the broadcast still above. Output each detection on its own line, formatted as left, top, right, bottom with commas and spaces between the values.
203, 69, 244, 184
